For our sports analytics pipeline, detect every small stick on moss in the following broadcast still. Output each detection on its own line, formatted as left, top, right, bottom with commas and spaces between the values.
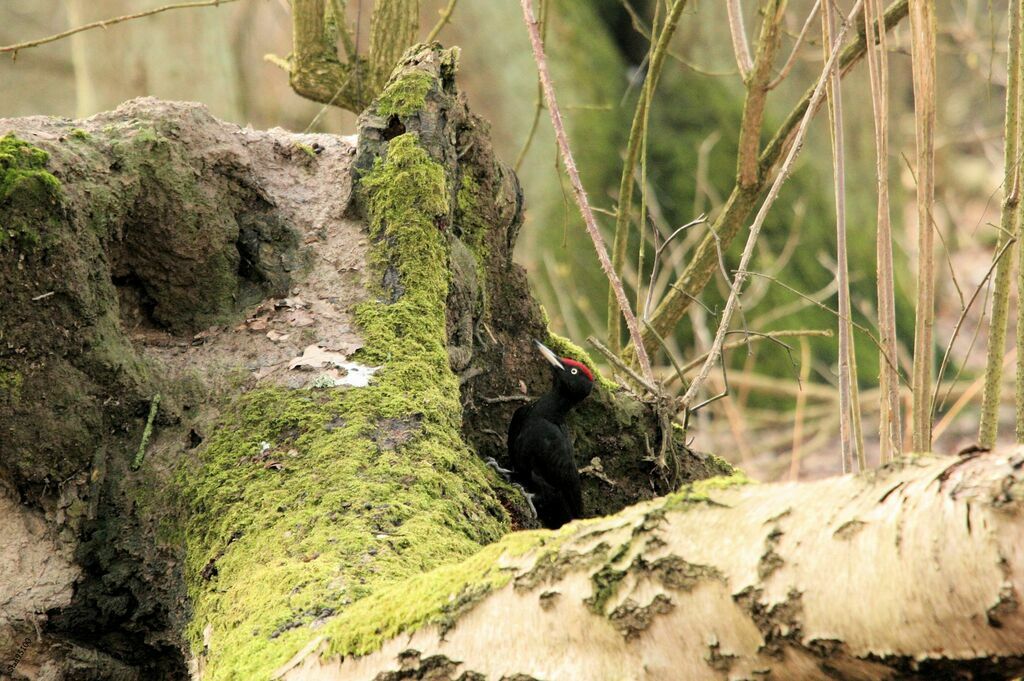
586, 336, 659, 397
132, 394, 161, 471
480, 395, 533, 404
1, 0, 242, 56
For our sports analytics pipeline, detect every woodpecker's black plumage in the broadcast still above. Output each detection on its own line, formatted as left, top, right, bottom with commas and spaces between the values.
507, 340, 594, 528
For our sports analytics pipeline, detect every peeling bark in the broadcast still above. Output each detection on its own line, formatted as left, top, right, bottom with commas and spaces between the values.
283, 449, 1024, 681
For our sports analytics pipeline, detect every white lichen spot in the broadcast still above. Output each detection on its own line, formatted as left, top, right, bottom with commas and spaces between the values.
290, 344, 379, 388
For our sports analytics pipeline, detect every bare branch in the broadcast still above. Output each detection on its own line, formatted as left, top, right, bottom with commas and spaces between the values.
608, 0, 689, 354
425, 0, 458, 43
736, 0, 788, 189
935, 235, 1017, 420
633, 0, 910, 358
768, 0, 821, 90
586, 336, 659, 397
820, 0, 861, 473
1, 0, 242, 56
864, 0, 902, 462
679, 0, 864, 410
674, 329, 832, 376
521, 0, 655, 384
981, 0, 1024, 446
908, 0, 937, 451
726, 0, 754, 79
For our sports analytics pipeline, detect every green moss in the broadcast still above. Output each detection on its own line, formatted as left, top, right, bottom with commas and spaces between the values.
0, 368, 23, 404
704, 452, 737, 475
295, 143, 318, 160
69, 128, 92, 141
322, 528, 565, 657
586, 563, 627, 615
375, 70, 434, 117
456, 171, 486, 254
663, 472, 755, 509
0, 134, 62, 250
182, 133, 515, 679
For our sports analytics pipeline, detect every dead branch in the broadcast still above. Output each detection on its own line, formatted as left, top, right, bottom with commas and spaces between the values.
0, 0, 242, 57
520, 0, 655, 385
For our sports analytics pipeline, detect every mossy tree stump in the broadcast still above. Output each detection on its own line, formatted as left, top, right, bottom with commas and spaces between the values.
0, 45, 726, 679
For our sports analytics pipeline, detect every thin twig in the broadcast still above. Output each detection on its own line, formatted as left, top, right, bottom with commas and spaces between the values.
635, 2, 659, 320
521, 0, 655, 385
746, 272, 900, 375
864, 0, 902, 462
673, 329, 832, 377
515, 0, 549, 173
131, 394, 161, 471
769, 0, 821, 90
1, 0, 242, 56
788, 338, 812, 481
608, 0, 689, 354
935, 349, 1016, 441
632, 0, 910, 357
586, 336, 659, 397
642, 320, 689, 394
644, 214, 707, 320
425, 0, 458, 43
620, 0, 737, 77
821, 0, 858, 473
330, 0, 358, 62
679, 0, 865, 410
933, 235, 1016, 417
908, 0, 937, 452
727, 0, 754, 79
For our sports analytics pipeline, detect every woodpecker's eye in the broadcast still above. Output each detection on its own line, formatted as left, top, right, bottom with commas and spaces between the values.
571, 368, 578, 375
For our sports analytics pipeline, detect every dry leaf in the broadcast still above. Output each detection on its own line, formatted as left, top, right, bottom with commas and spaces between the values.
289, 344, 348, 370
288, 310, 316, 327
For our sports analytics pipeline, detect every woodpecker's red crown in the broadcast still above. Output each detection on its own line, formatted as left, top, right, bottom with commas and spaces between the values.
560, 358, 593, 381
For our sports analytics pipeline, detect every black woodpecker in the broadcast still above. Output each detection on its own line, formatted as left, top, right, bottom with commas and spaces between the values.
507, 340, 594, 528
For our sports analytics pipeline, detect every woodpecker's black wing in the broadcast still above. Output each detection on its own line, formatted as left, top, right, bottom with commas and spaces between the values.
507, 402, 532, 462
509, 416, 582, 527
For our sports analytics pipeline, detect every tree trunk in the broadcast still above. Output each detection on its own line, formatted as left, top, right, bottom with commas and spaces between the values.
274, 447, 1024, 681
0, 45, 719, 679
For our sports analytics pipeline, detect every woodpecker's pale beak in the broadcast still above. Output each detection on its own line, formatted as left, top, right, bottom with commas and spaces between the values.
534, 339, 565, 370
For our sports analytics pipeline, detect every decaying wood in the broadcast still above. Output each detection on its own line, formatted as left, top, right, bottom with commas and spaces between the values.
282, 449, 1024, 680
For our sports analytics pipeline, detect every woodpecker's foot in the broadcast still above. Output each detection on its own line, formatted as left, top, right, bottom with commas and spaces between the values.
485, 457, 513, 480
513, 483, 538, 519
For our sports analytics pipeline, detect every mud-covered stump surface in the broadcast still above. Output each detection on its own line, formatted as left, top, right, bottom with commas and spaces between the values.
0, 99, 371, 678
